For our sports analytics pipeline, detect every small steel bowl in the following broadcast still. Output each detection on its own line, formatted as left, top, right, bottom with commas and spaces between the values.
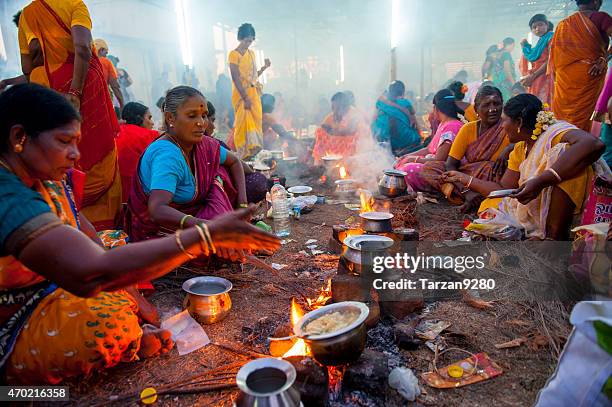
294, 301, 369, 366
182, 276, 232, 324
360, 211, 394, 233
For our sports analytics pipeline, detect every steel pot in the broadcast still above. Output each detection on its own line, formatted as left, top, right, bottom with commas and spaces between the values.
234, 358, 301, 407
378, 169, 407, 197
294, 302, 369, 366
270, 150, 285, 160
360, 211, 394, 233
341, 234, 395, 275
182, 276, 232, 324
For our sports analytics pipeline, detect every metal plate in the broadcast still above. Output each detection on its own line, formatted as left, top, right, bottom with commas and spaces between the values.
487, 189, 519, 198
287, 186, 313, 194
343, 234, 395, 251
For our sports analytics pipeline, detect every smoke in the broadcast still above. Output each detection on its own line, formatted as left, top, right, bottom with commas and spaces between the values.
345, 135, 395, 192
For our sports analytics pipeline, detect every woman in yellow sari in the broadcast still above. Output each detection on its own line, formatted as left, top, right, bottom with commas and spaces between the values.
443, 94, 605, 240
228, 23, 271, 159
0, 84, 279, 384
18, 0, 122, 230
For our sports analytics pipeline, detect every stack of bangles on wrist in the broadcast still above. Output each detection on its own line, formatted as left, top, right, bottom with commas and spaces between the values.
67, 88, 82, 99
174, 223, 216, 259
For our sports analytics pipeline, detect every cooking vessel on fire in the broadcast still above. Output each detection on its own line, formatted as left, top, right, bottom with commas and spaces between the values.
360, 211, 394, 233
234, 358, 302, 407
378, 169, 408, 198
182, 276, 232, 324
294, 301, 369, 366
270, 150, 285, 160
341, 234, 395, 275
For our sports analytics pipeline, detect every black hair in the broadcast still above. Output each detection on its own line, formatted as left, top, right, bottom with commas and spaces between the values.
529, 14, 548, 29
331, 91, 349, 108
237, 23, 256, 40
261, 93, 276, 114
122, 102, 149, 126
474, 85, 503, 110
388, 80, 405, 99
207, 101, 216, 117
447, 81, 465, 101
433, 89, 464, 120
503, 93, 543, 131
163, 86, 205, 127
0, 84, 80, 152
344, 90, 356, 106
548, 21, 554, 31
503, 37, 515, 46
13, 10, 21, 27
486, 45, 498, 56
156, 97, 165, 111
576, 0, 594, 5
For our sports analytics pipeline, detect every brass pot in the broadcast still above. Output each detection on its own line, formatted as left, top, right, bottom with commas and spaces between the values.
294, 302, 369, 366
182, 276, 232, 324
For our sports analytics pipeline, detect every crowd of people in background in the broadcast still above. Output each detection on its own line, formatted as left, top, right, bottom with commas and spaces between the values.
0, 0, 610, 401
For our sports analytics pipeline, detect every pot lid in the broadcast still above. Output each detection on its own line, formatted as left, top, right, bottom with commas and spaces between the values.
359, 211, 394, 221
343, 234, 395, 251
383, 169, 407, 177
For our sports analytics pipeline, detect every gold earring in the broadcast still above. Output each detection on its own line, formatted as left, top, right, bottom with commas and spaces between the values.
517, 127, 521, 134
14, 144, 23, 153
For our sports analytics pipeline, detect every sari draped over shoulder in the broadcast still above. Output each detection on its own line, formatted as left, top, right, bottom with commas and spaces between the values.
0, 178, 141, 384
125, 137, 233, 242
372, 99, 421, 156
483, 121, 600, 239
312, 107, 371, 164
229, 50, 263, 159
21, 0, 121, 230
550, 12, 608, 131
520, 32, 553, 104
420, 121, 508, 204
116, 124, 159, 203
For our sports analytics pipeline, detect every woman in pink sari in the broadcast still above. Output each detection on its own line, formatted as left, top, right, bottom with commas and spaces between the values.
395, 89, 464, 191
125, 87, 248, 253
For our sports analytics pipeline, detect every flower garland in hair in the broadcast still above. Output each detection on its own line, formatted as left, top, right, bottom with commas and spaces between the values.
460, 84, 469, 95
532, 103, 555, 140
457, 113, 469, 124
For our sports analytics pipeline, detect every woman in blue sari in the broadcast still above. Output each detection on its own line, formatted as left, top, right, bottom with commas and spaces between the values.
372, 81, 422, 156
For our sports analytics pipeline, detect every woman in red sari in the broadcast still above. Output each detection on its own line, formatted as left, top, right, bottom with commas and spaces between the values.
519, 14, 554, 104
125, 87, 248, 262
117, 102, 158, 203
18, 0, 121, 230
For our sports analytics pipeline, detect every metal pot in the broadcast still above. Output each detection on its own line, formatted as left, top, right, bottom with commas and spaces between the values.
234, 358, 301, 407
182, 276, 232, 324
342, 234, 395, 275
270, 150, 285, 160
360, 211, 394, 233
294, 302, 369, 366
378, 169, 407, 197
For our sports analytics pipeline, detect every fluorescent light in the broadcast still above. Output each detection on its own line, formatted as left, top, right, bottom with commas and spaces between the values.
175, 0, 193, 68
339, 45, 345, 83
391, 0, 400, 49
258, 49, 268, 84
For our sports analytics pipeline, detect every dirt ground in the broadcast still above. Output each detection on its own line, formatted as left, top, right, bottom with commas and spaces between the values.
63, 183, 569, 407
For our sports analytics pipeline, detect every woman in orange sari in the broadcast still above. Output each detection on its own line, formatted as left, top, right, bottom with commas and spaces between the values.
18, 0, 121, 230
549, 0, 612, 132
312, 92, 371, 164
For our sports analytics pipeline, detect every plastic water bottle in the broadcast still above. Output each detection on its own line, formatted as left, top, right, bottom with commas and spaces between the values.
270, 177, 291, 237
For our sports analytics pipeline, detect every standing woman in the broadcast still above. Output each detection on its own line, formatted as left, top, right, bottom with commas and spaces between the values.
18, 0, 122, 230
520, 14, 554, 104
228, 23, 271, 159
492, 38, 517, 101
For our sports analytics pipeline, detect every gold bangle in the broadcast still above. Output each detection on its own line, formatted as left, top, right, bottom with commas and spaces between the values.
466, 176, 474, 189
194, 223, 210, 256
180, 214, 194, 229
547, 168, 562, 183
175, 230, 196, 259
238, 203, 249, 208
200, 223, 216, 254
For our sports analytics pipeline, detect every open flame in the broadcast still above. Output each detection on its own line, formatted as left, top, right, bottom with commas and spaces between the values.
359, 189, 375, 213
306, 278, 332, 309
283, 298, 309, 357
339, 166, 348, 179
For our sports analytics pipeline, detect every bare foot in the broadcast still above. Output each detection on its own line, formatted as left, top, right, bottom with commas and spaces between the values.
127, 286, 161, 327
138, 325, 173, 359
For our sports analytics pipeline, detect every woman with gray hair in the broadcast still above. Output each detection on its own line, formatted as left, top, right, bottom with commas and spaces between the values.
125, 86, 249, 261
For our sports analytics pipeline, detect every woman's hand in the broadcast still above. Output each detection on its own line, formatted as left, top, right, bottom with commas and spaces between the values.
65, 93, 81, 111
459, 191, 482, 213
520, 38, 528, 47
243, 98, 252, 111
510, 177, 547, 205
589, 58, 607, 77
520, 74, 534, 88
207, 206, 280, 252
396, 154, 416, 167
264, 58, 271, 69
441, 170, 470, 185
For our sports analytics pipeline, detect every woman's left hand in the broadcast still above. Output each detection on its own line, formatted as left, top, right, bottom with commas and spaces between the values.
511, 177, 547, 205
589, 58, 607, 76
441, 170, 469, 185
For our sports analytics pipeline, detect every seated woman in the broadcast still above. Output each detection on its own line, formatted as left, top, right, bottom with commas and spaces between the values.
372, 80, 422, 156
0, 84, 278, 384
442, 94, 605, 240
448, 81, 478, 122
394, 89, 465, 192
312, 92, 370, 163
420, 85, 511, 212
117, 102, 159, 202
125, 86, 249, 242
205, 101, 268, 205
261, 93, 296, 151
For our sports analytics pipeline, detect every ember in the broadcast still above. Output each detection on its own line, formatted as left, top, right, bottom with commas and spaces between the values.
328, 365, 347, 402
